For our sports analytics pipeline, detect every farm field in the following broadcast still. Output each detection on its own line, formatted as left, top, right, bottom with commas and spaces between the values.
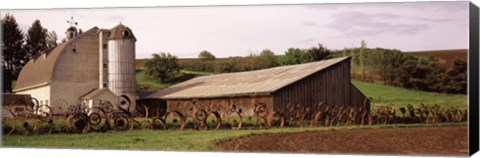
2, 122, 466, 152
407, 49, 467, 68
351, 80, 467, 109
216, 124, 467, 156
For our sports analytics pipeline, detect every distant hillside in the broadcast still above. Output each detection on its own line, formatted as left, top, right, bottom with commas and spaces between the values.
406, 49, 467, 68
136, 58, 230, 69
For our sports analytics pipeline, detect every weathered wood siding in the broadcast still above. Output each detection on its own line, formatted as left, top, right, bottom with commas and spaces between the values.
272, 59, 369, 112
350, 84, 370, 111
166, 96, 273, 117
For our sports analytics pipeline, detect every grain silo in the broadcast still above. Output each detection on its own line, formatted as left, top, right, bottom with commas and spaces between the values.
107, 24, 137, 111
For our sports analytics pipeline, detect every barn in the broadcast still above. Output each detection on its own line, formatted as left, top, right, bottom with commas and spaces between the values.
140, 56, 370, 116
13, 23, 137, 114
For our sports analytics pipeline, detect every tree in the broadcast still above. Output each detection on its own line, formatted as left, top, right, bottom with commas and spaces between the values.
359, 40, 366, 80
198, 50, 215, 60
349, 48, 355, 76
256, 49, 278, 68
445, 59, 467, 93
2, 14, 26, 92
25, 19, 48, 59
279, 48, 311, 65
46, 31, 58, 49
144, 53, 180, 82
369, 48, 404, 84
306, 43, 332, 61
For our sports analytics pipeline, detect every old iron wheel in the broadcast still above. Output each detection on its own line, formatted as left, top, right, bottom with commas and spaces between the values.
101, 101, 114, 114
67, 113, 90, 133
266, 112, 285, 128
164, 111, 186, 130
206, 112, 222, 130
310, 111, 323, 127
195, 109, 208, 121
113, 114, 130, 131
227, 112, 243, 130
150, 118, 167, 130
3, 105, 18, 135
36, 105, 53, 122
88, 112, 104, 131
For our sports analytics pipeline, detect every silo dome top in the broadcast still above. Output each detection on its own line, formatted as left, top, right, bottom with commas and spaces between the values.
109, 23, 136, 41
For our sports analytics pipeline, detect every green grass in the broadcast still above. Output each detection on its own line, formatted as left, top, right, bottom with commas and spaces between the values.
136, 70, 212, 90
352, 80, 467, 109
2, 122, 466, 150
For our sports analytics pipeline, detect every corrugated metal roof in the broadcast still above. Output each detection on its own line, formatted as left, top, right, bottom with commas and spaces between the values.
143, 56, 350, 100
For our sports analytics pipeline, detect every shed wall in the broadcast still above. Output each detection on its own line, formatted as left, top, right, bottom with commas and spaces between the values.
273, 59, 368, 112
166, 96, 273, 117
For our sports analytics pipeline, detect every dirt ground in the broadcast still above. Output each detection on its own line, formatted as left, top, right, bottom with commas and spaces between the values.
215, 125, 468, 156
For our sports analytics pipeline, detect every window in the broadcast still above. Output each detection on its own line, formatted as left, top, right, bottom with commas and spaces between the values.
103, 43, 107, 49
103, 82, 108, 88
72, 44, 77, 53
103, 63, 108, 69
123, 30, 130, 37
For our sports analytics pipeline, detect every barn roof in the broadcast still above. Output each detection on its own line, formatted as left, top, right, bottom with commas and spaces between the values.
13, 27, 99, 91
143, 56, 350, 100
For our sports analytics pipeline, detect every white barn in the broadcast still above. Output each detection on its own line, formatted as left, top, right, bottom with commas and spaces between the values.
13, 23, 137, 114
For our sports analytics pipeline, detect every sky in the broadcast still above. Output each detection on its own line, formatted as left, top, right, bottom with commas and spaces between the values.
1, 1, 470, 59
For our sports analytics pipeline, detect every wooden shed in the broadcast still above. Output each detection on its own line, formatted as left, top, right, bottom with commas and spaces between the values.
140, 56, 370, 116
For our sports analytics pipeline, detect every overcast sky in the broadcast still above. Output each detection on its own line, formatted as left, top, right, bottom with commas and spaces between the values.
2, 1, 469, 59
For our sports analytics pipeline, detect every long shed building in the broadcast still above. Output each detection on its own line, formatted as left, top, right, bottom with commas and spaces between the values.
141, 56, 369, 116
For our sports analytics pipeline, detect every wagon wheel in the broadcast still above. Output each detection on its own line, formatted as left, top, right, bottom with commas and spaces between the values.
36, 104, 53, 122
3, 104, 18, 134
66, 113, 90, 133
266, 112, 285, 128
52, 99, 69, 113
164, 111, 186, 130
67, 105, 78, 116
119, 96, 132, 112
310, 111, 323, 127
206, 112, 222, 130
255, 116, 268, 129
150, 118, 167, 130
226, 112, 243, 130
32, 105, 55, 134
194, 109, 208, 130
113, 113, 133, 131
88, 112, 104, 131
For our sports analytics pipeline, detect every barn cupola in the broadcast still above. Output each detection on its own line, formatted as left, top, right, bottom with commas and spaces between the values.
65, 16, 78, 40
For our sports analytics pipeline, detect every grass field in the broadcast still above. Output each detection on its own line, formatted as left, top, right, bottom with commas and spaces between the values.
2, 122, 465, 150
351, 80, 467, 109
136, 70, 212, 90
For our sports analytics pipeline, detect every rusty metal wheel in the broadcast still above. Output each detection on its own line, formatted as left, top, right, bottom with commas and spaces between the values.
3, 105, 18, 135
101, 101, 114, 114
226, 112, 243, 129
164, 111, 186, 130
150, 118, 167, 130
195, 109, 208, 121
66, 113, 90, 133
113, 113, 132, 131
36, 105, 53, 122
310, 111, 323, 127
119, 96, 132, 112
88, 112, 104, 131
206, 112, 222, 130
267, 112, 285, 128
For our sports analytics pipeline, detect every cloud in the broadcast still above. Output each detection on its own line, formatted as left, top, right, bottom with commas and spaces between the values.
302, 21, 317, 26
327, 11, 431, 38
